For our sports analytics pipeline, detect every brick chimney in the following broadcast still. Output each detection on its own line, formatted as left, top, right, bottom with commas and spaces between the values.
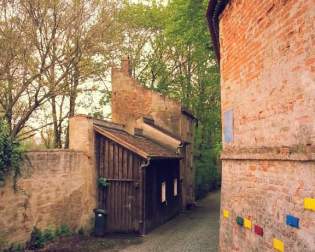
121, 55, 131, 76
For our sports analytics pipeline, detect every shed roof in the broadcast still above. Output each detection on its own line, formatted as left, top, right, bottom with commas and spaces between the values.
94, 125, 181, 160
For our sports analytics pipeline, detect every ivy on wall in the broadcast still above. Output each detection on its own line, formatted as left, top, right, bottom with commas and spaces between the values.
0, 120, 24, 187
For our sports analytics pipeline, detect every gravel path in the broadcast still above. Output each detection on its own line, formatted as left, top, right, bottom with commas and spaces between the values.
120, 191, 221, 252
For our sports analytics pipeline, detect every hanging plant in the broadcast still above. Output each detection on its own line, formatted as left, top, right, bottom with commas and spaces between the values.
0, 120, 24, 189
98, 177, 110, 188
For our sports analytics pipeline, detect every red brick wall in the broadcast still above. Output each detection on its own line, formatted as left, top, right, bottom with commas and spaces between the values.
219, 0, 315, 251
220, 0, 315, 148
220, 160, 315, 251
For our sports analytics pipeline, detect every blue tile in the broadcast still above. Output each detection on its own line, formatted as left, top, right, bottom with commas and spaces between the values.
286, 215, 299, 228
236, 216, 244, 226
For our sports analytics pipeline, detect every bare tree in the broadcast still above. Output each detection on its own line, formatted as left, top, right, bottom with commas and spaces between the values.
0, 0, 78, 138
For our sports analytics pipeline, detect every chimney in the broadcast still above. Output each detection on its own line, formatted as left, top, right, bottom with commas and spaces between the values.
121, 55, 131, 76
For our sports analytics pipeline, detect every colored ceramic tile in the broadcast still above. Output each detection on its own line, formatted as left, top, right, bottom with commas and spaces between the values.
236, 216, 244, 226
304, 198, 315, 211
223, 210, 229, 218
254, 225, 263, 236
286, 215, 299, 228
273, 239, 284, 252
244, 218, 252, 229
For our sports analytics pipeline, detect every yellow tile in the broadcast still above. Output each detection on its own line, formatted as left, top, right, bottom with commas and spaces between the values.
273, 239, 284, 252
223, 210, 229, 218
304, 198, 315, 211
244, 218, 252, 229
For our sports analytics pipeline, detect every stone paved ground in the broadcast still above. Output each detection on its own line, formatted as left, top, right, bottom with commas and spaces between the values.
119, 190, 221, 252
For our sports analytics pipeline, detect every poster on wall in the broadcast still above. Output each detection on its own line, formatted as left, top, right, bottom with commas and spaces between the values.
224, 109, 234, 143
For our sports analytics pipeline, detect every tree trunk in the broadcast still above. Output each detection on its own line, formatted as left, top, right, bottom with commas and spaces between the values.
51, 96, 62, 148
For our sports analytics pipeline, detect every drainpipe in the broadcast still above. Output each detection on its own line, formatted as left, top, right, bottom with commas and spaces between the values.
177, 143, 185, 209
140, 158, 151, 235
177, 142, 185, 155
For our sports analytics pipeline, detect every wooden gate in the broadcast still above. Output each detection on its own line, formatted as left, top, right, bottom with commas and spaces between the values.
96, 133, 142, 233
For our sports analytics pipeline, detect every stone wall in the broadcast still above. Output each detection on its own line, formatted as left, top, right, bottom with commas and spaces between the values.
218, 0, 315, 251
0, 150, 96, 245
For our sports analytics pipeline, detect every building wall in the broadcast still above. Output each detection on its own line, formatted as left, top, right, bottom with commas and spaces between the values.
219, 0, 315, 251
220, 0, 315, 148
145, 159, 181, 233
220, 159, 315, 251
0, 150, 95, 246
111, 65, 196, 207
180, 115, 195, 206
111, 67, 182, 134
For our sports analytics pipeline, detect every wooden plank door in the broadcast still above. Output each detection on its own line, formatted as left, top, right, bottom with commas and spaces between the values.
106, 179, 137, 232
96, 134, 140, 233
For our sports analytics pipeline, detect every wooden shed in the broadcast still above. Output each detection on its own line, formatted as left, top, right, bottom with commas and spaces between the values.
94, 124, 182, 235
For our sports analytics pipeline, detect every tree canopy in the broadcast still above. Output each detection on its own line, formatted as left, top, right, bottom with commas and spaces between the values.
0, 0, 221, 198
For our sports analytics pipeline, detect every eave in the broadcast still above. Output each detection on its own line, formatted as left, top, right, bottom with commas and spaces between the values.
206, 0, 230, 64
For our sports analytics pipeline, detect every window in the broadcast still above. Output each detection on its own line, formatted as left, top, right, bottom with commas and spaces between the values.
174, 179, 178, 196
161, 181, 166, 203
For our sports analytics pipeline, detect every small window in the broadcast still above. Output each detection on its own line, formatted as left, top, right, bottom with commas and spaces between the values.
173, 179, 178, 196
161, 181, 166, 203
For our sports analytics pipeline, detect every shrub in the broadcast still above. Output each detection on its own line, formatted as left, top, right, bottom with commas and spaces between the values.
98, 177, 110, 188
55, 224, 71, 237
5, 243, 24, 252
29, 227, 45, 249
0, 234, 8, 251
78, 227, 85, 236
43, 227, 56, 242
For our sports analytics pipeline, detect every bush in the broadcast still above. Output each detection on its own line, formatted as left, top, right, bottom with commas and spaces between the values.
29, 227, 45, 249
78, 227, 85, 236
0, 120, 24, 187
43, 228, 56, 242
27, 225, 74, 250
4, 243, 24, 252
55, 224, 71, 237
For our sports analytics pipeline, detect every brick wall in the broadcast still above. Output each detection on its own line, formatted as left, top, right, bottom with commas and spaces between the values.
111, 65, 196, 207
111, 67, 182, 134
220, 159, 315, 251
219, 0, 315, 251
220, 0, 315, 148
0, 150, 95, 245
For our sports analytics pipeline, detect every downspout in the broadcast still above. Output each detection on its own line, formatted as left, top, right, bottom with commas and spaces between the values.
177, 142, 185, 209
176, 142, 185, 155
140, 158, 151, 235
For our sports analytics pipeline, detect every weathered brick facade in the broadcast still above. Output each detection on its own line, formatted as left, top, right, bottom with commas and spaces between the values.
111, 59, 196, 208
208, 0, 315, 251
